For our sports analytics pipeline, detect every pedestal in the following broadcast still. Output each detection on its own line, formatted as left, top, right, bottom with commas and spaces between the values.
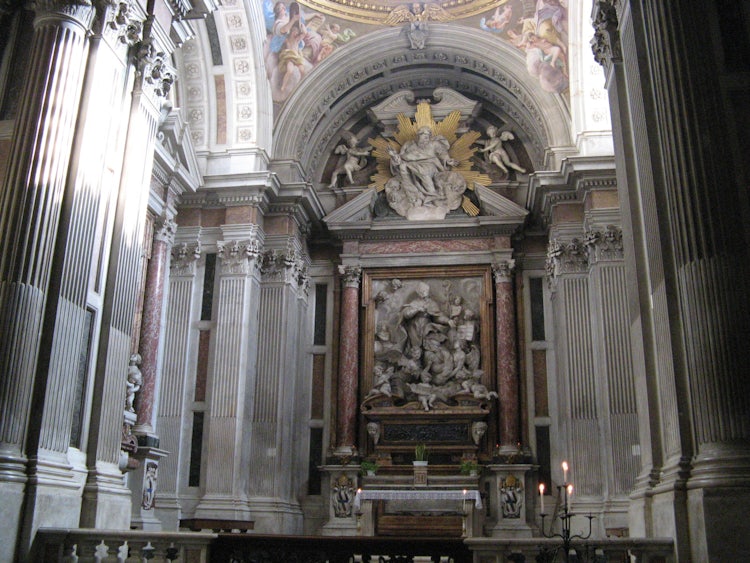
128, 443, 169, 531
319, 465, 359, 536
485, 464, 534, 538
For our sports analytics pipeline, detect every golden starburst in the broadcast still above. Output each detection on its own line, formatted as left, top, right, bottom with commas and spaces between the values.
368, 102, 491, 216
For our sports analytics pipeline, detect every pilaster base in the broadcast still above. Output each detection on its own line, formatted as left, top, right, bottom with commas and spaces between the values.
484, 464, 534, 538
79, 461, 132, 530
0, 461, 26, 563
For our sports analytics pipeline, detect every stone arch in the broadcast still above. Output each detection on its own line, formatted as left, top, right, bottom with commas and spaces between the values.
273, 23, 573, 176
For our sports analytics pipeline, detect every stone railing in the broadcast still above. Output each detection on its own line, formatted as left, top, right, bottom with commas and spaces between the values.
466, 537, 675, 562
34, 528, 215, 562
34, 529, 674, 563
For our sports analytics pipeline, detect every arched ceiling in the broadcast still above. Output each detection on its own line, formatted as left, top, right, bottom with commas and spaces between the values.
176, 0, 584, 219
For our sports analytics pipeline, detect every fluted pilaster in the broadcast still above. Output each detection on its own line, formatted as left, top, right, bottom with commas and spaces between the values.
0, 2, 94, 557
196, 233, 262, 522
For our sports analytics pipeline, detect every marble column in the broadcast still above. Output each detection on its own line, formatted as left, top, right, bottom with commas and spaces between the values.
134, 217, 176, 436
335, 265, 361, 456
493, 260, 520, 452
0, 1, 94, 559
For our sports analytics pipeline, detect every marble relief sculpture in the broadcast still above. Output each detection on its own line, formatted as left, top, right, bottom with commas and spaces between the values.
363, 278, 496, 411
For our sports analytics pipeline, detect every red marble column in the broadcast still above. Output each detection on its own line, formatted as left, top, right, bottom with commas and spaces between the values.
336, 265, 362, 455
134, 218, 176, 436
494, 260, 520, 452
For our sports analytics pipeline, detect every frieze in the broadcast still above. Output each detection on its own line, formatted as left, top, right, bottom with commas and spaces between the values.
170, 242, 201, 276
584, 225, 623, 264
217, 239, 262, 276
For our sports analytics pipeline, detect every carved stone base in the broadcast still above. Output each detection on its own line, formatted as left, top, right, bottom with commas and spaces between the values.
128, 445, 168, 531
319, 465, 359, 536
484, 464, 534, 538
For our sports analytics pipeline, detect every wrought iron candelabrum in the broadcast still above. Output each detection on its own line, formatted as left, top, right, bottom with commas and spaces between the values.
538, 461, 595, 563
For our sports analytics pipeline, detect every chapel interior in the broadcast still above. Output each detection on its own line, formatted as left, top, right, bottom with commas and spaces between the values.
0, 0, 749, 561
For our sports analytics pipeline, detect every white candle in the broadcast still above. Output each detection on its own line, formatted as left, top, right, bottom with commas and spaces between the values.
562, 460, 569, 483
539, 483, 545, 513
567, 484, 573, 499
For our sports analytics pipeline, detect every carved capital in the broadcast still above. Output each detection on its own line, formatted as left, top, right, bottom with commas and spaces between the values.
36, 0, 95, 28
584, 225, 624, 264
153, 217, 177, 246
338, 265, 362, 288
106, 0, 143, 47
217, 239, 262, 275
170, 242, 201, 276
492, 259, 516, 283
546, 238, 589, 281
135, 40, 176, 99
591, 0, 622, 69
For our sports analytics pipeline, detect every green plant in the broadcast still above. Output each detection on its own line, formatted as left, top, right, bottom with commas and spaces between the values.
360, 460, 379, 475
414, 443, 428, 462
460, 460, 480, 475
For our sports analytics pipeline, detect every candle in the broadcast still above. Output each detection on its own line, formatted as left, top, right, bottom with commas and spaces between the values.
567, 483, 573, 499
562, 460, 569, 483
539, 483, 545, 513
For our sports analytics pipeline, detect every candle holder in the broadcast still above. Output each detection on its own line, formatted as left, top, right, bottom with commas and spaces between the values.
538, 482, 594, 563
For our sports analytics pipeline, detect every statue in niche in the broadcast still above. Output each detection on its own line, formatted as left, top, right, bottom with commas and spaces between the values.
364, 278, 495, 411
367, 422, 381, 445
478, 127, 526, 176
332, 473, 355, 518
126, 353, 143, 413
385, 127, 466, 219
328, 131, 372, 189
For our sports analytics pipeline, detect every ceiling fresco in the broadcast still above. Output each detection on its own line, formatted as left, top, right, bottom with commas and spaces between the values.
263, 0, 569, 104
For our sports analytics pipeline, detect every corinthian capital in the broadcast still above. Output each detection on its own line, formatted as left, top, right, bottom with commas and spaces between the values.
36, 0, 95, 28
153, 218, 177, 245
546, 238, 589, 280
584, 225, 623, 264
591, 0, 621, 69
492, 259, 516, 283
338, 265, 362, 288
217, 239, 262, 275
135, 41, 176, 100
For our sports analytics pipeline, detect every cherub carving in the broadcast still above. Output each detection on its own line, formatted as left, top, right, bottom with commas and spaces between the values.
479, 127, 526, 176
384, 3, 451, 49
328, 131, 372, 189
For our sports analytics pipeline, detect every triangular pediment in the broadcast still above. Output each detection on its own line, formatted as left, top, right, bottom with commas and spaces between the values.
323, 185, 528, 239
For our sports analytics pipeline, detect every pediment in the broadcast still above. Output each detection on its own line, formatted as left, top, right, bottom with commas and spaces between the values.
323, 185, 528, 239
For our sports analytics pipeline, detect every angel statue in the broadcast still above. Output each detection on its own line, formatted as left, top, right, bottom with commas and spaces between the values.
479, 126, 526, 176
328, 131, 372, 189
384, 2, 451, 49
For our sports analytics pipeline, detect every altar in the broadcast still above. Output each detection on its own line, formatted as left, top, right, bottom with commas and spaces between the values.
354, 488, 483, 538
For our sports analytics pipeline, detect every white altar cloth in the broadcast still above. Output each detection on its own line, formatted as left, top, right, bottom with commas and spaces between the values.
354, 489, 483, 510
